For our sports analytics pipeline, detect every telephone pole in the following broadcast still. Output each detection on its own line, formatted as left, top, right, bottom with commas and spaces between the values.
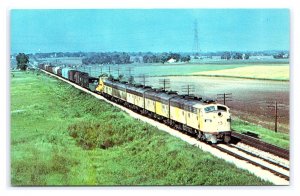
217, 93, 233, 105
139, 74, 149, 87
267, 101, 284, 132
114, 65, 121, 77
182, 84, 195, 96
159, 78, 170, 91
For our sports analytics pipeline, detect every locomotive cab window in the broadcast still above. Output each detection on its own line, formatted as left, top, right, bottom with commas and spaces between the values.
217, 106, 227, 112
204, 106, 216, 113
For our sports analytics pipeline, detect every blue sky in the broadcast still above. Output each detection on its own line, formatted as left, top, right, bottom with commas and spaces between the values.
10, 9, 290, 54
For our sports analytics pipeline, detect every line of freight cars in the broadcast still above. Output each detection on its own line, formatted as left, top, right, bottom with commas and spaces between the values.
39, 64, 99, 91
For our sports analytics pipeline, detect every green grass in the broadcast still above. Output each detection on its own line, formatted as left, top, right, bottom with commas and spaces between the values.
232, 118, 289, 150
11, 71, 272, 186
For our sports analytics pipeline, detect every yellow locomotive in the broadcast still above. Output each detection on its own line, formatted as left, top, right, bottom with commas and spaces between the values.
96, 76, 231, 143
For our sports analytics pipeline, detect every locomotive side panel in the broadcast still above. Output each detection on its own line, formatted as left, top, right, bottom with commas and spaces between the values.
134, 95, 144, 108
170, 106, 186, 125
155, 101, 169, 118
112, 88, 124, 100
104, 85, 112, 96
127, 92, 135, 105
145, 98, 156, 113
120, 90, 127, 101
186, 111, 199, 130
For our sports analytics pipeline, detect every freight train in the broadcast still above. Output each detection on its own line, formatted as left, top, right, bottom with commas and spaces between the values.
38, 64, 232, 143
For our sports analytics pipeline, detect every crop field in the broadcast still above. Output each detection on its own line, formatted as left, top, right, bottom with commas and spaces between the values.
10, 71, 273, 186
193, 65, 289, 81
77, 62, 289, 79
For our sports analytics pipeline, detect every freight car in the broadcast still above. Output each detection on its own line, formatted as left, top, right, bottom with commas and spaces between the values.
38, 64, 99, 91
39, 64, 231, 143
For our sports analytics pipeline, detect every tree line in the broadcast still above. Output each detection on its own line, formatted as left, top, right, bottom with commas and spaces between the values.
34, 52, 85, 58
142, 52, 190, 63
82, 52, 131, 65
220, 52, 250, 60
81, 52, 191, 65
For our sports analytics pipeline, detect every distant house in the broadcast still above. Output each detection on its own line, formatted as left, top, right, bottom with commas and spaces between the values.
167, 58, 176, 63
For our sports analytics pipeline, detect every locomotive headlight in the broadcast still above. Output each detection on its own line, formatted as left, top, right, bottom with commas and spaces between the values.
205, 119, 212, 122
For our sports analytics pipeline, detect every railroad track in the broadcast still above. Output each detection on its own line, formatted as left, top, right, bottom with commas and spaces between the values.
229, 144, 289, 170
231, 131, 289, 160
211, 144, 289, 181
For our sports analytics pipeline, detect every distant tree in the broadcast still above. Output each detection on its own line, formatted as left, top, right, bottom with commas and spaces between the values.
232, 52, 243, 60
273, 52, 288, 59
16, 53, 29, 70
221, 52, 231, 60
181, 55, 191, 62
160, 55, 168, 64
134, 56, 141, 63
244, 53, 250, 60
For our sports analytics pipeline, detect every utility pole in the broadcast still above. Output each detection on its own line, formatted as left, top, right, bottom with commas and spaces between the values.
267, 101, 284, 132
159, 78, 170, 91
217, 93, 233, 105
108, 66, 111, 75
98, 64, 103, 75
88, 66, 91, 75
182, 84, 195, 96
126, 67, 134, 84
139, 74, 149, 87
115, 65, 121, 77
126, 66, 133, 77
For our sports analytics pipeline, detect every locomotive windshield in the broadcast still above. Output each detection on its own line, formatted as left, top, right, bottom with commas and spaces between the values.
217, 106, 227, 111
204, 106, 216, 113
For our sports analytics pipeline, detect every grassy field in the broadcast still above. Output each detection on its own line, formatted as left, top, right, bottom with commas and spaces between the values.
192, 65, 289, 81
231, 117, 289, 150
10, 71, 272, 186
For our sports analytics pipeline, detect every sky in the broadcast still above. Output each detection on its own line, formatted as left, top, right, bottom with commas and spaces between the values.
10, 9, 290, 54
